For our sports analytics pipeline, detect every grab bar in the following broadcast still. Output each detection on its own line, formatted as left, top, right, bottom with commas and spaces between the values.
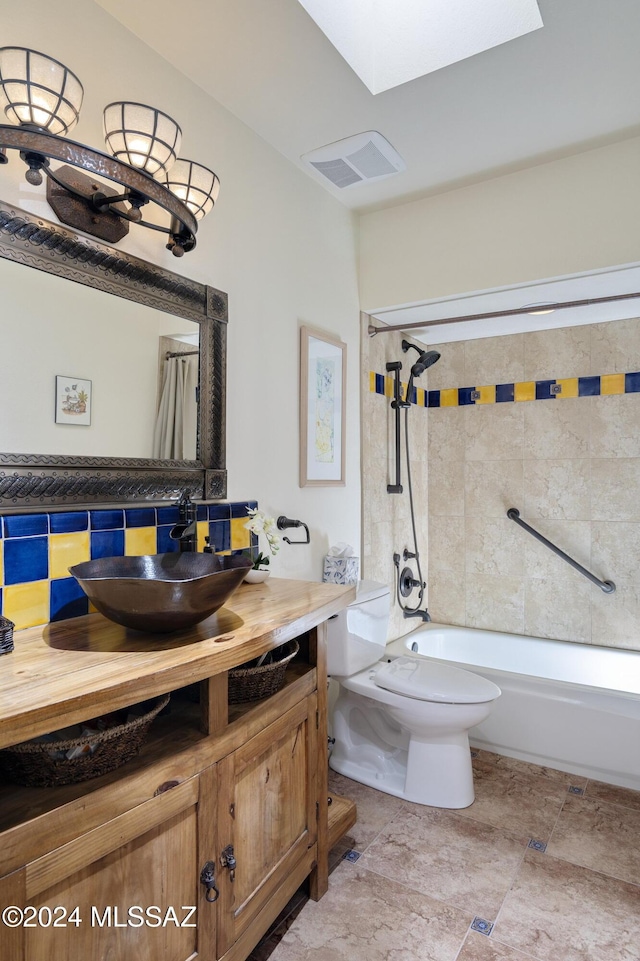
507, 508, 615, 594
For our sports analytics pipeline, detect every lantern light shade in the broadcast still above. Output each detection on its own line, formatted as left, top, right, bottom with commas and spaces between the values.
164, 159, 220, 220
103, 102, 182, 178
0, 47, 83, 136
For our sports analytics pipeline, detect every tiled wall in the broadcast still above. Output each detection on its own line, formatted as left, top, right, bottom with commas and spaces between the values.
366, 317, 640, 651
0, 501, 258, 630
425, 318, 640, 651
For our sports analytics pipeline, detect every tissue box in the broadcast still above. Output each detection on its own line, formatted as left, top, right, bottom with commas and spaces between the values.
323, 555, 359, 585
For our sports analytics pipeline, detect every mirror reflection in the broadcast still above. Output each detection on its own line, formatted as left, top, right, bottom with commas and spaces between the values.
1, 256, 199, 460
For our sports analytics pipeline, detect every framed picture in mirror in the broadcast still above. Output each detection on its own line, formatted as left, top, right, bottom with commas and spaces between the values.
55, 375, 92, 426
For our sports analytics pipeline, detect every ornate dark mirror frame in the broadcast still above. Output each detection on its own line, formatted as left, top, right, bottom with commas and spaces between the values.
0, 200, 227, 510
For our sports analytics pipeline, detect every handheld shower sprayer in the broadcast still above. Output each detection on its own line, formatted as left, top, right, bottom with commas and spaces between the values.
400, 340, 441, 405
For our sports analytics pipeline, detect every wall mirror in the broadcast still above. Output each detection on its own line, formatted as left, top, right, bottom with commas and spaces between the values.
0, 200, 227, 510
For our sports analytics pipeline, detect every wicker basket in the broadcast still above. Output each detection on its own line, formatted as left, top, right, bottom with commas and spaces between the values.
0, 694, 170, 788
0, 616, 14, 655
228, 640, 299, 704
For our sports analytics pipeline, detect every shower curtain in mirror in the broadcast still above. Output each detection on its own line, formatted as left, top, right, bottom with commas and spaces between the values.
152, 354, 198, 459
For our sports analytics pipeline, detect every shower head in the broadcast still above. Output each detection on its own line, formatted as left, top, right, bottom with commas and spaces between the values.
401, 340, 441, 377
402, 349, 440, 406
411, 349, 441, 378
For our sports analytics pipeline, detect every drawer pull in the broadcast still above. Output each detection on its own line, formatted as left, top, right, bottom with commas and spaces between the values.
200, 861, 219, 903
220, 844, 236, 882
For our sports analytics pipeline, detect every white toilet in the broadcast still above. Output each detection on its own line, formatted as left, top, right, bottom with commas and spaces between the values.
327, 581, 501, 809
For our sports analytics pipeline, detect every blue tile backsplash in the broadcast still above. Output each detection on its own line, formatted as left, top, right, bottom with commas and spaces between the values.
0, 500, 258, 630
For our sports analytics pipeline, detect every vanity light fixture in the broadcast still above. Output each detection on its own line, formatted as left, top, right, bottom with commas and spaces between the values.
0, 47, 219, 256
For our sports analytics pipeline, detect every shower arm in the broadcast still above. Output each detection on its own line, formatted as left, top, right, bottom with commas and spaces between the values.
507, 508, 615, 593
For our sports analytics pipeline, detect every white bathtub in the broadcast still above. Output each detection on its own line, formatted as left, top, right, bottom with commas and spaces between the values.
387, 624, 640, 791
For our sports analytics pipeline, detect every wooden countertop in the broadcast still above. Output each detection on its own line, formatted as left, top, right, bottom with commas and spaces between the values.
0, 578, 355, 750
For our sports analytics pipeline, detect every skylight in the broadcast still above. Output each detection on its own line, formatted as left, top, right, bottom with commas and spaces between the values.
297, 0, 543, 94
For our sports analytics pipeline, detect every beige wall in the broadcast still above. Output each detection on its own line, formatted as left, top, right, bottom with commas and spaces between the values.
425, 317, 640, 651
361, 318, 429, 640
1, 0, 361, 581
359, 136, 640, 311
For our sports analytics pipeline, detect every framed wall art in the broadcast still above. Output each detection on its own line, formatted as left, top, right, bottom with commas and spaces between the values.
299, 325, 346, 487
55, 375, 92, 426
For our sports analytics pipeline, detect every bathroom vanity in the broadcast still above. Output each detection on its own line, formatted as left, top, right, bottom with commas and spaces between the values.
0, 578, 356, 961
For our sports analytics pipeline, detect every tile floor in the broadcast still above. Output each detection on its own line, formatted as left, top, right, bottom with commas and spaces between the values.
261, 750, 640, 961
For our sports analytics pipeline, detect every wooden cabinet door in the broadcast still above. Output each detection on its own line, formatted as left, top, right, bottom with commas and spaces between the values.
11, 768, 217, 961
216, 693, 318, 960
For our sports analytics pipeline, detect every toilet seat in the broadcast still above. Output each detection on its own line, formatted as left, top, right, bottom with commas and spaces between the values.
374, 656, 500, 704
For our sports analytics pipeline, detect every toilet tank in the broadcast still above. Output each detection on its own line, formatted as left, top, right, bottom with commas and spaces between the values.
326, 580, 390, 677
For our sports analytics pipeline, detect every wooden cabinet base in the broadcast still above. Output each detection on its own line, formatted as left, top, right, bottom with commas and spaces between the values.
0, 580, 356, 961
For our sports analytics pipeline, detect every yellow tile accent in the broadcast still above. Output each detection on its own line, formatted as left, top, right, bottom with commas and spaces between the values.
555, 377, 578, 398
385, 375, 394, 398
125, 526, 157, 556
197, 520, 209, 552
440, 388, 458, 407
4, 580, 50, 630
475, 385, 496, 405
416, 386, 426, 407
49, 531, 90, 580
369, 371, 376, 393
231, 517, 251, 551
514, 381, 536, 402
601, 373, 625, 395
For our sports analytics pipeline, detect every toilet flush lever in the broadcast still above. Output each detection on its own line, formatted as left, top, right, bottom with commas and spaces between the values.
277, 516, 310, 545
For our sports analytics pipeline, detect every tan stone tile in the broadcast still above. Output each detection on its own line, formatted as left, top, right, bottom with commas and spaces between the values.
591, 458, 640, 522
464, 334, 525, 388
592, 521, 640, 590
473, 750, 587, 791
522, 459, 591, 520
456, 761, 567, 842
589, 395, 640, 458
465, 460, 524, 519
269, 861, 471, 961
465, 575, 525, 634
493, 849, 640, 961
429, 515, 465, 573
523, 573, 592, 643
457, 931, 539, 961
591, 317, 640, 374
359, 808, 527, 920
524, 325, 592, 381
429, 460, 465, 516
590, 581, 640, 650
523, 397, 591, 460
327, 770, 407, 852
465, 405, 524, 462
465, 516, 524, 577
547, 795, 640, 885
427, 569, 467, 625
429, 406, 466, 461
584, 779, 640, 812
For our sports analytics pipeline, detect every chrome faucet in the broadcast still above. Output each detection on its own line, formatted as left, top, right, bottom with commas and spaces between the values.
170, 491, 198, 552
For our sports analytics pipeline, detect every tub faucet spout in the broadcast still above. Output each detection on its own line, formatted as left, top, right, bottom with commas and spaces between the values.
403, 608, 431, 622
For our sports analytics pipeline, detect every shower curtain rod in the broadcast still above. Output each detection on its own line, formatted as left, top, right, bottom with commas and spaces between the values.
165, 349, 199, 359
367, 290, 640, 336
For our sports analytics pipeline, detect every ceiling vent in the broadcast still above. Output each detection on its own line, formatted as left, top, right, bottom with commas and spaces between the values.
301, 131, 405, 189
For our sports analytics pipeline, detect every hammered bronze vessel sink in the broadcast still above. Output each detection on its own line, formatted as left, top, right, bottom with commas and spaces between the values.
69, 553, 252, 633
